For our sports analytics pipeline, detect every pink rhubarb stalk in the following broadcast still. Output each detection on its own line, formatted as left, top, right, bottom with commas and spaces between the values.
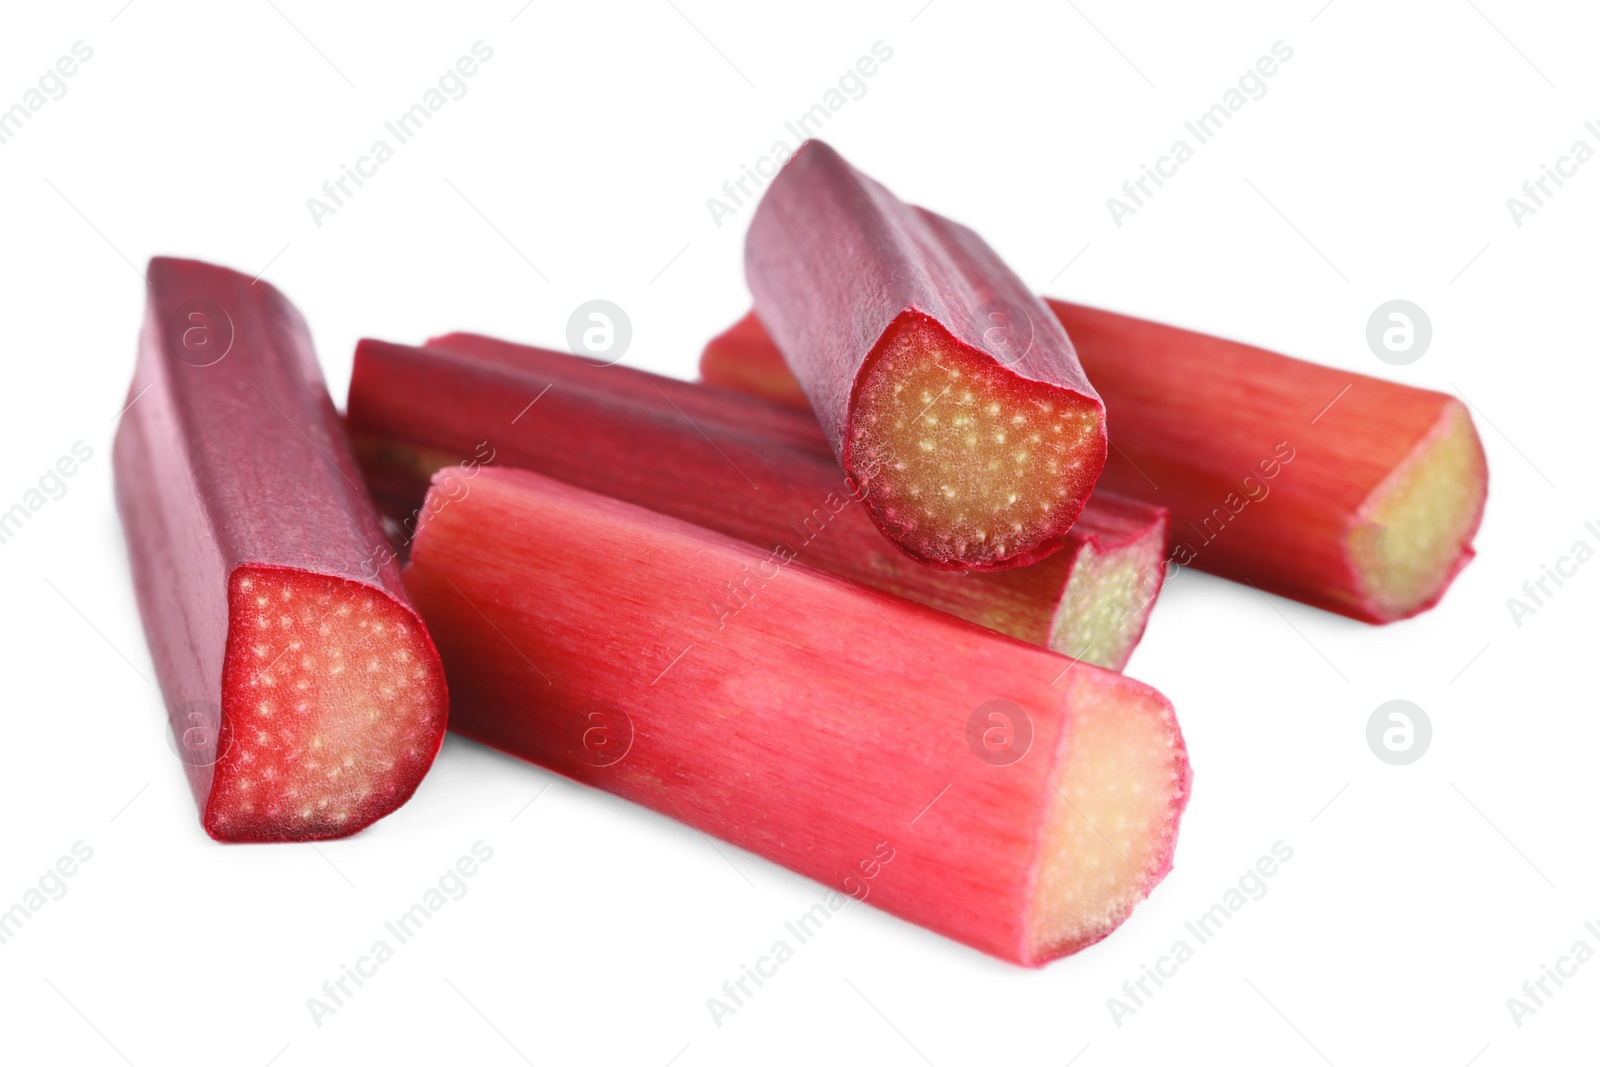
404, 465, 1191, 965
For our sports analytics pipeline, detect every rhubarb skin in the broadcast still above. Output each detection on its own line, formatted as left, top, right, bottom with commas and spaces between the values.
112, 258, 448, 842
745, 141, 1108, 572
350, 335, 1168, 670
700, 304, 1488, 623
405, 466, 1191, 965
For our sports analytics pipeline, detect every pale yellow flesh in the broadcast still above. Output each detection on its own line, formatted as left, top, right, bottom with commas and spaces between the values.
1027, 679, 1186, 958
849, 317, 1101, 565
1050, 536, 1162, 669
1350, 402, 1486, 619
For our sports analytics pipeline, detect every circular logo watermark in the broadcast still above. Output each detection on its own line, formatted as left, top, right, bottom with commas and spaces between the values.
574, 701, 633, 768
1365, 300, 1431, 365
973, 299, 1034, 367
565, 300, 631, 367
165, 699, 231, 768
167, 300, 235, 367
1366, 699, 1431, 765
966, 698, 1033, 766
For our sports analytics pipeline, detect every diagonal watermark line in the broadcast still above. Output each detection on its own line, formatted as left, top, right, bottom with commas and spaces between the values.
250, 383, 365, 493
663, 0, 755, 88
1244, 977, 1335, 1066
651, 243, 691, 284
1065, 1044, 1091, 1067
1064, 1, 1156, 88
445, 978, 536, 1066
44, 178, 144, 281
1463, 0, 1556, 89
250, 243, 291, 285
110, 782, 150, 822
1309, 0, 1337, 21
441, 575, 552, 684
654, 789, 758, 888
44, 979, 136, 1067
511, 383, 553, 424
663, 1043, 691, 1067
910, 783, 951, 824
263, 1044, 291, 1067
910, 0, 935, 21
1309, 781, 1349, 823
652, 385, 761, 490
912, 382, 954, 421
1110, 441, 1158, 490
510, 782, 551, 822
844, 978, 936, 1067
311, 844, 357, 889
1049, 657, 1081, 687
1463, 1043, 1490, 1066
1449, 642, 1490, 684
110, 382, 153, 425
1451, 782, 1556, 888
1450, 382, 1555, 488
111, 0, 138, 20
1310, 383, 1352, 425
44, 577, 151, 684
1050, 242, 1093, 283
651, 644, 693, 685
1245, 580, 1349, 683
510, 0, 538, 20
1243, 177, 1350, 283
444, 178, 550, 282
1450, 243, 1491, 284
264, 0, 357, 87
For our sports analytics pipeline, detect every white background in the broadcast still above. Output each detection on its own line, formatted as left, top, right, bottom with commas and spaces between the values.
1, 1, 1595, 1064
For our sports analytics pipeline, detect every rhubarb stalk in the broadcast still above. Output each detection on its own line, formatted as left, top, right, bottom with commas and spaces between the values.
701, 302, 1488, 623
113, 258, 448, 842
348, 335, 1167, 670
404, 465, 1191, 965
745, 141, 1108, 571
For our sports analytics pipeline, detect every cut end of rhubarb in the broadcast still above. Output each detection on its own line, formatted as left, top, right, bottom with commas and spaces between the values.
847, 312, 1107, 570
204, 566, 448, 842
1349, 400, 1487, 621
1050, 520, 1167, 671
1026, 674, 1189, 963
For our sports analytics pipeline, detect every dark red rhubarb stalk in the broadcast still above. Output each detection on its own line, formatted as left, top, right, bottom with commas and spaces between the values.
744, 140, 1108, 571
405, 465, 1190, 965
348, 335, 1167, 670
702, 302, 1488, 623
113, 258, 448, 842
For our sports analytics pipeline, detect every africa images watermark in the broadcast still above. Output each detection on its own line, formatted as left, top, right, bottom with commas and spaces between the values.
1505, 519, 1598, 628
706, 840, 896, 1029
1106, 40, 1294, 228
705, 40, 895, 230
1505, 119, 1600, 229
306, 41, 495, 228
0, 40, 94, 148
1107, 840, 1295, 1027
0, 441, 95, 549
1505, 918, 1600, 1029
305, 840, 495, 1028
0, 841, 95, 948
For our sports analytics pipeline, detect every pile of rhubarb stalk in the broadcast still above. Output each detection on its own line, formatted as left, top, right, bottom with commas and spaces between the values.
114, 140, 1487, 967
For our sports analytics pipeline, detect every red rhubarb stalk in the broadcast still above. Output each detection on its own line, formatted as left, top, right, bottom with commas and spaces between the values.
113, 258, 448, 842
348, 336, 1167, 669
404, 465, 1191, 965
702, 302, 1488, 623
744, 140, 1108, 571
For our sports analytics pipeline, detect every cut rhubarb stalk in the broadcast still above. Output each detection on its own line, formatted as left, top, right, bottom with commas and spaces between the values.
348, 336, 1167, 669
744, 140, 1107, 571
405, 466, 1190, 965
701, 302, 1488, 623
112, 257, 448, 842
